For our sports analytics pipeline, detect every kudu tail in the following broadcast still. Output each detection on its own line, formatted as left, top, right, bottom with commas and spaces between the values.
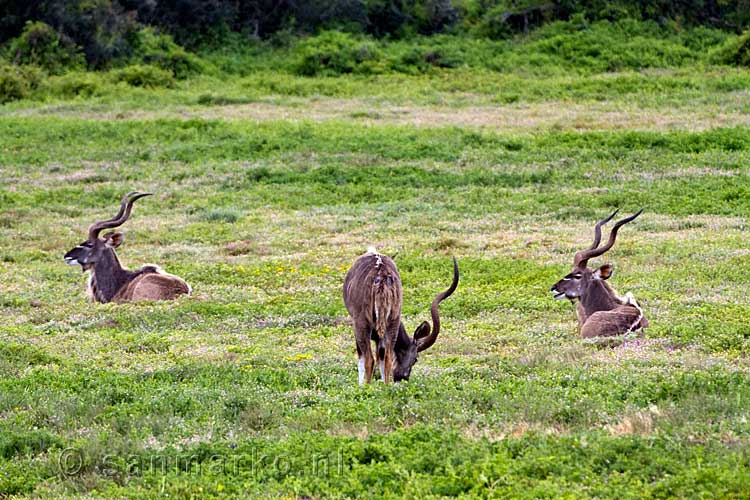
373, 283, 398, 341
371, 271, 399, 341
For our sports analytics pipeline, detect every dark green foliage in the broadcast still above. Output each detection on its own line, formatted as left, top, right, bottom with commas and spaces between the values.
6, 21, 84, 74
473, 1, 556, 39
133, 0, 237, 48
0, 343, 58, 376
31, 0, 140, 68
2, 0, 750, 69
0, 431, 62, 459
712, 29, 750, 66
0, 0, 747, 71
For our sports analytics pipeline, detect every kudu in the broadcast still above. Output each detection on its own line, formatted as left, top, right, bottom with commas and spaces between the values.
64, 191, 190, 303
343, 248, 459, 384
550, 209, 648, 338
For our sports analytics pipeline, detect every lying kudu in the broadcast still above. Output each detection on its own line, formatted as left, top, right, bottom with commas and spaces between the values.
64, 191, 190, 303
343, 248, 459, 384
550, 209, 648, 338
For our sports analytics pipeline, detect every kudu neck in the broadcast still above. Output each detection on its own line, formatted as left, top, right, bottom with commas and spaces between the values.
91, 249, 133, 303
580, 279, 621, 315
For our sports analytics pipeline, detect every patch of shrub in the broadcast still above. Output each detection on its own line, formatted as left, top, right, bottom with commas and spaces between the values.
294, 31, 384, 76
711, 30, 750, 66
6, 21, 84, 74
678, 25, 729, 53
493, 19, 700, 73
0, 63, 43, 103
11, 1, 141, 68
131, 27, 208, 79
387, 36, 490, 73
44, 71, 102, 98
110, 64, 175, 88
473, 1, 556, 40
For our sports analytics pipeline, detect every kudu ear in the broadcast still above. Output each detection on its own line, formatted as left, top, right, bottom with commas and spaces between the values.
593, 263, 614, 280
413, 321, 431, 341
103, 232, 124, 248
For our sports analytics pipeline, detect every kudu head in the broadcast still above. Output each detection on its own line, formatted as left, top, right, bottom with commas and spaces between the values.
392, 257, 459, 382
64, 192, 152, 270
550, 209, 643, 302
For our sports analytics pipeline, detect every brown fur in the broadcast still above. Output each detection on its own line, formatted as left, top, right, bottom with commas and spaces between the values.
86, 257, 190, 304
344, 252, 402, 384
577, 280, 621, 326
343, 251, 459, 384
580, 304, 645, 338
111, 270, 190, 302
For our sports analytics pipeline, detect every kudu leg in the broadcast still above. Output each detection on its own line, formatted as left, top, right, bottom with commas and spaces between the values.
376, 338, 386, 382
354, 322, 375, 385
379, 320, 399, 384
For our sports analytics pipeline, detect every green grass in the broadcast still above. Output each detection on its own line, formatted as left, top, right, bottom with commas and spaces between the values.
3, 26, 750, 498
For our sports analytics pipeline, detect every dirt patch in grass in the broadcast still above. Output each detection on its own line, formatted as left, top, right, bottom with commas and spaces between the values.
11, 98, 750, 132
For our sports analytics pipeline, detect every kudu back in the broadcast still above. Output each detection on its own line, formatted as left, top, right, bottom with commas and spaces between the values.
550, 210, 648, 338
64, 191, 190, 303
343, 248, 459, 384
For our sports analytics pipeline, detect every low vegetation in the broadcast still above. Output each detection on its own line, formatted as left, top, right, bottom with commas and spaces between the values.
2, 3, 750, 499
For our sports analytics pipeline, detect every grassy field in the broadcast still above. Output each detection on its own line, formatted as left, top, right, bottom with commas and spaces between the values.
3, 30, 750, 498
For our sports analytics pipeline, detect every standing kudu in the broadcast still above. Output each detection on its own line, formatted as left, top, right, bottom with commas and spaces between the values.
343, 248, 459, 384
550, 210, 648, 338
64, 191, 190, 303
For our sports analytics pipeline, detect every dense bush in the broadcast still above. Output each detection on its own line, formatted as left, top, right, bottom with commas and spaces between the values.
43, 72, 103, 98
0, 63, 43, 103
2, 0, 749, 68
131, 28, 208, 79
6, 21, 84, 74
554, 0, 750, 29
294, 31, 384, 76
471, 1, 556, 39
109, 64, 175, 88
38, 1, 139, 68
712, 30, 750, 66
494, 19, 700, 73
386, 35, 496, 73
